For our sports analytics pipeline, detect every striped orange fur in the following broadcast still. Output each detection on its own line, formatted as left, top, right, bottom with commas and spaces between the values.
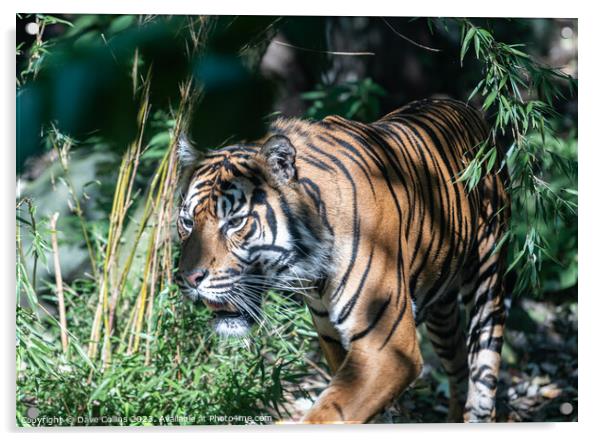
177, 98, 510, 423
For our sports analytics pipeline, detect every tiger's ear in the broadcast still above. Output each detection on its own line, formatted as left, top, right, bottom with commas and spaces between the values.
177, 134, 200, 169
260, 135, 297, 185
176, 134, 201, 196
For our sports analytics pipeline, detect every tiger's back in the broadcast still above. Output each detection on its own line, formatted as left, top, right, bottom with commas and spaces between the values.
271, 98, 507, 326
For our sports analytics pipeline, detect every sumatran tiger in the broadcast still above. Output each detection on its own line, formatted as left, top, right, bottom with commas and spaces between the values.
176, 98, 510, 423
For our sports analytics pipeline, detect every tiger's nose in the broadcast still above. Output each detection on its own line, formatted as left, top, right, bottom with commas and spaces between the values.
183, 269, 209, 287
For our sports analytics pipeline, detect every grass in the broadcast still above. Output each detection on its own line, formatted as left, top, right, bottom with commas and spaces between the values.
17, 283, 316, 426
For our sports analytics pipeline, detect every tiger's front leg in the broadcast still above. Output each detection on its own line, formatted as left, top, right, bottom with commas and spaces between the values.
303, 290, 423, 424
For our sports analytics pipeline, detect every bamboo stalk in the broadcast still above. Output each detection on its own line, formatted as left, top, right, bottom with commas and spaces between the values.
116, 289, 138, 354
87, 74, 153, 365
51, 132, 99, 279
144, 129, 181, 364
49, 213, 68, 354
94, 17, 208, 367
144, 242, 159, 365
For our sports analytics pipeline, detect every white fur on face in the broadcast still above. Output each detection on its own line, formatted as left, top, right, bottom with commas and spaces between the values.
213, 315, 252, 338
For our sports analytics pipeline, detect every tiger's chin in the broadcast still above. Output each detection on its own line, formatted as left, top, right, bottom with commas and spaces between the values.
212, 310, 253, 338
200, 297, 255, 338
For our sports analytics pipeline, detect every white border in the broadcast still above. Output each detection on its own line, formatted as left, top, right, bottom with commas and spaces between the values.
8, 0, 582, 17
3, 1, 597, 440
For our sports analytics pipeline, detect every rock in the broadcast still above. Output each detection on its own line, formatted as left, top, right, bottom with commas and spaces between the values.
532, 375, 551, 386
527, 384, 539, 398
540, 384, 562, 400
516, 381, 529, 395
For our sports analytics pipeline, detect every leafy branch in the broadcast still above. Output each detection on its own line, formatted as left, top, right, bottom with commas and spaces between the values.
17, 14, 73, 86
456, 18, 577, 295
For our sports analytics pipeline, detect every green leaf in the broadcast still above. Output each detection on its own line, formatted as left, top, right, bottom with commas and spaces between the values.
300, 90, 326, 100
507, 247, 526, 273
474, 32, 481, 58
486, 148, 498, 173
483, 89, 497, 110
506, 45, 529, 58
461, 27, 477, 63
37, 14, 74, 27
108, 15, 137, 35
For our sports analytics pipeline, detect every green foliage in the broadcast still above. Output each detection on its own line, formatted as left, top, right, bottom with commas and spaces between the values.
17, 252, 315, 426
302, 77, 386, 122
508, 131, 577, 293
456, 18, 577, 295
17, 14, 74, 86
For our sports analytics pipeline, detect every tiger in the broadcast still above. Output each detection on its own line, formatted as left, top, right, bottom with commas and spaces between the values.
176, 98, 510, 423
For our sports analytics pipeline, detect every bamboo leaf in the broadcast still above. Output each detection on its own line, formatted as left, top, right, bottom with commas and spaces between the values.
483, 89, 497, 110
461, 27, 477, 62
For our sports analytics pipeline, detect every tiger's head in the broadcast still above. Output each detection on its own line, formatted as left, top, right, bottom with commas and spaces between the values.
176, 134, 331, 337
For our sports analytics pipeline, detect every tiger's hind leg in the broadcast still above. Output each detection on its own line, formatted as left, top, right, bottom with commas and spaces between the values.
462, 239, 508, 422
425, 290, 468, 423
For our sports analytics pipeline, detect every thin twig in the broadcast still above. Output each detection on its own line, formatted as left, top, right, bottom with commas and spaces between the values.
271, 40, 374, 57
381, 18, 442, 53
49, 212, 68, 354
50, 130, 98, 279
17, 198, 40, 291
100, 33, 118, 64
304, 356, 331, 381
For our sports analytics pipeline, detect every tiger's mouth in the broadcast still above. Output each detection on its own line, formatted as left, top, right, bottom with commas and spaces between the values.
202, 298, 237, 314
201, 297, 254, 337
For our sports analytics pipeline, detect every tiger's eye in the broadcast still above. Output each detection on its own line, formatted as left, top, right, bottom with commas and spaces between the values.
227, 217, 244, 229
182, 217, 194, 229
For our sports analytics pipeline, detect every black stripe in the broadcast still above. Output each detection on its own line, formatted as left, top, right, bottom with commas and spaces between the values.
350, 293, 392, 342
336, 250, 374, 325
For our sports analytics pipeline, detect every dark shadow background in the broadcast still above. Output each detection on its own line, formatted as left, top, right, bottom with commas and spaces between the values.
16, 16, 578, 167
